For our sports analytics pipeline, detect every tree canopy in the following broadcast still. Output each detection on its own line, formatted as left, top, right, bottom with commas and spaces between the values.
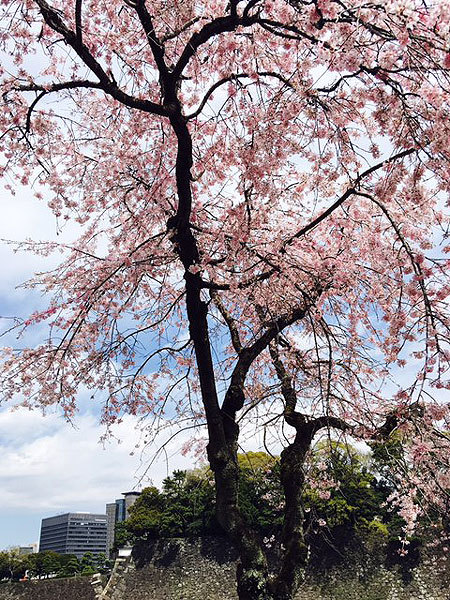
1, 1, 450, 599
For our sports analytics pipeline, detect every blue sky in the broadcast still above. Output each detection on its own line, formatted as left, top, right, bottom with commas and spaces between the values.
0, 183, 198, 549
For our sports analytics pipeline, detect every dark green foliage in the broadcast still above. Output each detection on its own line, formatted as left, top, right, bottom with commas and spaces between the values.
80, 552, 97, 575
0, 551, 111, 580
27, 550, 62, 578
122, 486, 166, 541
124, 447, 394, 550
125, 472, 218, 540
94, 553, 112, 574
0, 549, 113, 581
0, 549, 28, 581
123, 444, 438, 575
59, 552, 111, 577
58, 554, 80, 577
161, 470, 218, 536
0, 554, 8, 581
114, 521, 133, 549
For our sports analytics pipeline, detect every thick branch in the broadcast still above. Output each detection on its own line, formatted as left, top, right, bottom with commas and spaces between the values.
258, 17, 329, 47
270, 340, 351, 436
221, 302, 313, 433
173, 12, 257, 80
33, 0, 167, 116
307, 415, 351, 437
124, 0, 173, 100
269, 340, 299, 419
75, 0, 82, 42
160, 17, 201, 42
16, 80, 104, 94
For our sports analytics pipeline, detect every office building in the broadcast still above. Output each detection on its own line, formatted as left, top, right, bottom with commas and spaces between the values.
106, 491, 140, 556
39, 512, 108, 558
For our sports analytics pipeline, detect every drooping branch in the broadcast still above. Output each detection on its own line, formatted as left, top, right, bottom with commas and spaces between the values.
287, 0, 395, 41
210, 290, 243, 353
199, 148, 418, 294
185, 70, 295, 119
12, 80, 103, 132
185, 74, 250, 120
281, 147, 417, 249
361, 192, 438, 327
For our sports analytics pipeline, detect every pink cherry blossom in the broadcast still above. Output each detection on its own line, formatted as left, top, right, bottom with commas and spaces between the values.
0, 1, 450, 598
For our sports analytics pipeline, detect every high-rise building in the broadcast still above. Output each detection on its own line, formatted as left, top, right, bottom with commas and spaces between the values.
106, 491, 140, 556
39, 513, 108, 559
105, 502, 117, 555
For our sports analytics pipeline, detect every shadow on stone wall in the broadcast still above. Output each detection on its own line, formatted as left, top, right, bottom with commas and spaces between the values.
127, 537, 450, 600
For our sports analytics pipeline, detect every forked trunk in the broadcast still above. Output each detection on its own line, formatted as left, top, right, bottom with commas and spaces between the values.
210, 436, 310, 600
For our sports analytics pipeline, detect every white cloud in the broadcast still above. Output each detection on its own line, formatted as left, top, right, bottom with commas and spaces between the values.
0, 407, 195, 516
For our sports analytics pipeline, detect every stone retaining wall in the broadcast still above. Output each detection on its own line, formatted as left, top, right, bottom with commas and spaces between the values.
116, 538, 450, 600
0, 538, 448, 600
0, 576, 96, 600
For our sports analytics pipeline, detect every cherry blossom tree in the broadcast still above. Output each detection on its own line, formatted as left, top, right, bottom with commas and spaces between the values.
1, 1, 450, 598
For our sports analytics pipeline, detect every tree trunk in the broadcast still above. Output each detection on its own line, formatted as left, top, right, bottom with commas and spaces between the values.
208, 440, 273, 600
169, 102, 310, 600
271, 441, 310, 600
208, 425, 311, 600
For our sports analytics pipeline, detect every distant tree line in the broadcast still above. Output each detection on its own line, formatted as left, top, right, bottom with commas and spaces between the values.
0, 549, 111, 582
